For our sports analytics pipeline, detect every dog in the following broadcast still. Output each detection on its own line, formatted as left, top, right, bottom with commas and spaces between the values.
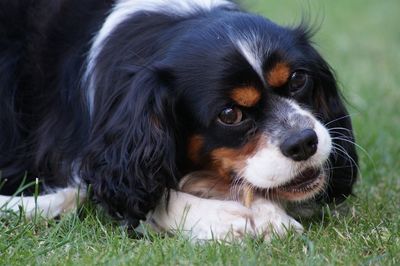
0, 0, 358, 241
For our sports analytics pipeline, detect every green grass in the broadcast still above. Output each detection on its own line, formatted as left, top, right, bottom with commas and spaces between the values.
1, 0, 400, 265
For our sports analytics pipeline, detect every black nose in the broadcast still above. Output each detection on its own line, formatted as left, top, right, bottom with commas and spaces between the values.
280, 129, 318, 161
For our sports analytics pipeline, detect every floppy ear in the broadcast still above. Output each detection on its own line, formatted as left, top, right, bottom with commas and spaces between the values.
313, 59, 359, 204
81, 67, 178, 226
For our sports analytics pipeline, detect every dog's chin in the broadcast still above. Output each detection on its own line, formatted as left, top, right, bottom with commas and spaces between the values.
255, 168, 327, 202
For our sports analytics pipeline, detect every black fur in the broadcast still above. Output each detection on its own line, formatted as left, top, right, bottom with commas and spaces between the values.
0, 0, 357, 226
0, 0, 112, 192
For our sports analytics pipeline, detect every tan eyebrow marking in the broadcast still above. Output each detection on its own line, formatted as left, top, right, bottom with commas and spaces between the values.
230, 86, 261, 107
266, 62, 291, 87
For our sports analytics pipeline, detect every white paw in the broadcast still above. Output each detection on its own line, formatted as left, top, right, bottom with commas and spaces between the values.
251, 199, 303, 240
149, 191, 303, 243
189, 201, 255, 241
0, 187, 85, 219
148, 191, 257, 242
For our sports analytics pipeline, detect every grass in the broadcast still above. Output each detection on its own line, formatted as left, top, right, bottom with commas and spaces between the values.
1, 0, 400, 265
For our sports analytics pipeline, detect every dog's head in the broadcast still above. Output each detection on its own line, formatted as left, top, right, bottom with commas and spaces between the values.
84, 11, 358, 224
163, 14, 357, 203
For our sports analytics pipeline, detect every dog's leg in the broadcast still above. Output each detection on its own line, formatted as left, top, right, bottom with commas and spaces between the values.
251, 198, 304, 240
0, 187, 85, 219
148, 190, 255, 241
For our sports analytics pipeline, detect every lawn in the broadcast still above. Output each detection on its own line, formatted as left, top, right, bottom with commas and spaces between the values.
1, 0, 399, 265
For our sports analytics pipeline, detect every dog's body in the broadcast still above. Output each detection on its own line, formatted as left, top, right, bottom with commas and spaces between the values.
0, 0, 358, 240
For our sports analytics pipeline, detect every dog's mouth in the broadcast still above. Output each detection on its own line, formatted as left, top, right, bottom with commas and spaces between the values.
269, 168, 326, 201
278, 168, 322, 192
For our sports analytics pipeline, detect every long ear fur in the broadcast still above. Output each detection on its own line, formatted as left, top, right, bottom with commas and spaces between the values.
81, 68, 178, 226
313, 59, 359, 204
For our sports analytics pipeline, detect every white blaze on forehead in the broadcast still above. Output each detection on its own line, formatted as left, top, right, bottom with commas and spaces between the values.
243, 100, 332, 189
233, 32, 269, 83
85, 0, 236, 113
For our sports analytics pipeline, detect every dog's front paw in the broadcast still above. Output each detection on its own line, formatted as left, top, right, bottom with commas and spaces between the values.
251, 199, 303, 240
148, 191, 256, 242
190, 201, 255, 241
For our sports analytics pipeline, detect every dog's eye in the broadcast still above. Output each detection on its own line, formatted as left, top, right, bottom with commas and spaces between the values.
289, 71, 309, 94
218, 107, 243, 125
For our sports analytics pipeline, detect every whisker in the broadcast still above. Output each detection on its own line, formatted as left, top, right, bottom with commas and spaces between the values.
322, 159, 334, 199
331, 136, 373, 163
331, 142, 361, 181
324, 113, 356, 127
331, 144, 355, 178
230, 176, 242, 202
324, 165, 356, 170
324, 159, 334, 182
329, 130, 351, 140
231, 167, 251, 203
328, 127, 353, 134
